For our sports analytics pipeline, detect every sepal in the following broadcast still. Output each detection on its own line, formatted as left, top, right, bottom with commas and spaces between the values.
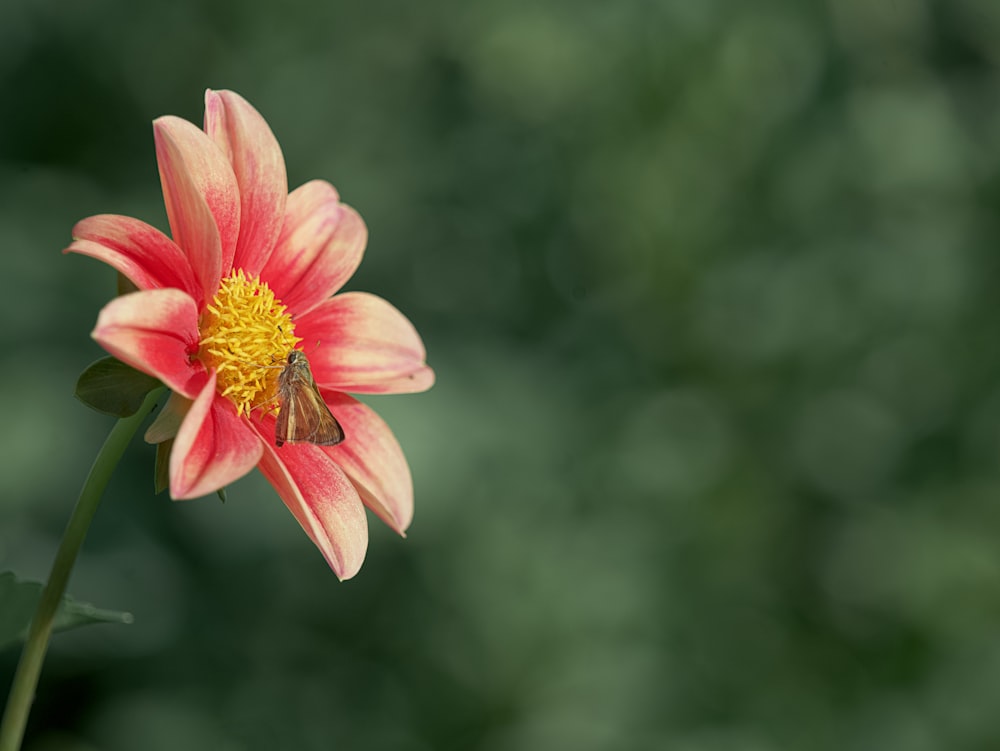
154, 437, 174, 494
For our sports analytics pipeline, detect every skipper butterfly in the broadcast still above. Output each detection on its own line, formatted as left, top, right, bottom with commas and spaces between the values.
272, 351, 345, 447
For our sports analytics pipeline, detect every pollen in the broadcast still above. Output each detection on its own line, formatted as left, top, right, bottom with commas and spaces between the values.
198, 269, 301, 416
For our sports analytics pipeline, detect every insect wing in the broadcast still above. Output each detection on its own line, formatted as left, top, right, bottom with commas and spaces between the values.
274, 354, 345, 447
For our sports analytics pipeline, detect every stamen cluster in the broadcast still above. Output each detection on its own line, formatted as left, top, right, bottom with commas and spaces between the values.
198, 269, 300, 415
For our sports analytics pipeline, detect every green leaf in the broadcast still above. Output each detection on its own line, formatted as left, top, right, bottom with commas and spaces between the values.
0, 572, 133, 651
75, 356, 162, 417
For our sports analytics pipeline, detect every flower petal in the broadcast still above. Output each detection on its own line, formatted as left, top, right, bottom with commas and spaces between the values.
92, 289, 206, 399
255, 426, 369, 579
65, 214, 201, 299
204, 89, 288, 277
320, 392, 414, 534
170, 371, 263, 500
294, 292, 435, 394
262, 180, 367, 316
154, 115, 240, 301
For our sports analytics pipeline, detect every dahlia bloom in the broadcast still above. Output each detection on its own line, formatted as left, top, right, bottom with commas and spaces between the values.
65, 90, 433, 580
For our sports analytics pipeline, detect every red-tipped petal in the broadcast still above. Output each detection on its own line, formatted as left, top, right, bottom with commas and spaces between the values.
92, 289, 206, 399
294, 292, 435, 394
262, 180, 367, 316
255, 426, 369, 579
65, 214, 201, 299
320, 392, 414, 534
170, 372, 263, 499
154, 115, 240, 300
204, 89, 288, 277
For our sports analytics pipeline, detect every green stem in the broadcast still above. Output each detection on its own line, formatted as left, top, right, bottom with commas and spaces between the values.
0, 388, 163, 751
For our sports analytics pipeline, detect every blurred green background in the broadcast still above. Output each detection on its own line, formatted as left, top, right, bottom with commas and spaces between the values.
4, 0, 1000, 748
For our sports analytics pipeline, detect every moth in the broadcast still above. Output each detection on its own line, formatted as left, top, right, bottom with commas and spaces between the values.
272, 350, 345, 447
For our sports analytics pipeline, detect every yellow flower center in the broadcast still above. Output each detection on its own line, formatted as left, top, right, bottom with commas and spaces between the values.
198, 269, 301, 416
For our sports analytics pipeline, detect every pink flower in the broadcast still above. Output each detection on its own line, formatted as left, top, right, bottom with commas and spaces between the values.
65, 90, 434, 580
